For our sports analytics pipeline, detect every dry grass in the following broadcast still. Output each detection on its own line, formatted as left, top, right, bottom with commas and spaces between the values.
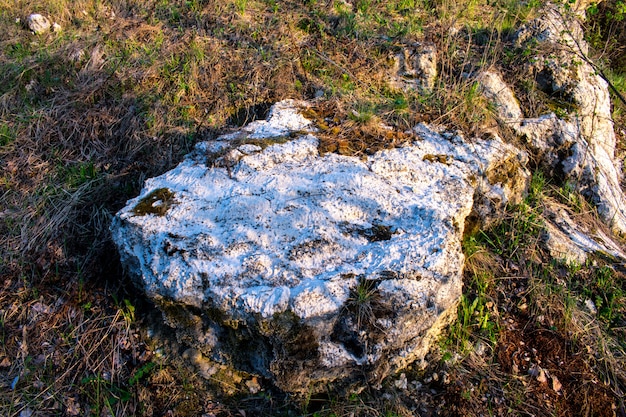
0, 278, 141, 416
1, 0, 625, 416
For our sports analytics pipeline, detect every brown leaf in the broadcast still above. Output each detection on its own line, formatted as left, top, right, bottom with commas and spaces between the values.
65, 397, 81, 416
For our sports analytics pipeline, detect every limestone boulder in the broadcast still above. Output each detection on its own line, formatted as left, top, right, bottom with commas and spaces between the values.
475, 5, 626, 236
474, 64, 626, 265
111, 100, 528, 393
514, 6, 626, 235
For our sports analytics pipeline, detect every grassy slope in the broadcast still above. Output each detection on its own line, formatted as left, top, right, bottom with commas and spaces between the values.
0, 0, 625, 416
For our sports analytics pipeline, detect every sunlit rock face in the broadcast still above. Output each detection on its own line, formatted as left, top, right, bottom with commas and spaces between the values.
111, 100, 529, 393
478, 5, 626, 236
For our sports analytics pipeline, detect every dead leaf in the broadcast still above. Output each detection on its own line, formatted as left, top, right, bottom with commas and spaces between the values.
65, 396, 81, 416
245, 376, 261, 394
512, 362, 519, 374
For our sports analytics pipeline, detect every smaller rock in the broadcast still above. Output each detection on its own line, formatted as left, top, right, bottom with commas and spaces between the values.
584, 299, 597, 315
52, 22, 62, 32
27, 14, 51, 35
529, 364, 548, 384
394, 373, 408, 390
19, 408, 33, 417
390, 43, 437, 92
476, 71, 522, 128
542, 204, 626, 265
542, 221, 589, 265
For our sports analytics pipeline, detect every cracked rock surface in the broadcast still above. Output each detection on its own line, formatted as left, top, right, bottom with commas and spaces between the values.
479, 6, 626, 235
111, 100, 528, 393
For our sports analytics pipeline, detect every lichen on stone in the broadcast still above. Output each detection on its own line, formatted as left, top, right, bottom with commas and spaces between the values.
132, 188, 176, 216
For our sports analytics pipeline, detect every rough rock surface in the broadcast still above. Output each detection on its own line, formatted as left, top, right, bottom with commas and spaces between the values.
111, 100, 528, 393
390, 43, 438, 92
478, 6, 626, 235
542, 203, 626, 265
476, 71, 523, 128
26, 14, 51, 35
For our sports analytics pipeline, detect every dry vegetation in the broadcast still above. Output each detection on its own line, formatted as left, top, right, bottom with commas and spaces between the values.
1, 0, 625, 416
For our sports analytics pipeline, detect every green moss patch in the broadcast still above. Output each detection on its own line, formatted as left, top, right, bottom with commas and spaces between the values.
132, 188, 176, 216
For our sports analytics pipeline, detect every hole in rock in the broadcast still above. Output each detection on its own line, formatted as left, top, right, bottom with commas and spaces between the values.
226, 102, 273, 127
357, 224, 396, 242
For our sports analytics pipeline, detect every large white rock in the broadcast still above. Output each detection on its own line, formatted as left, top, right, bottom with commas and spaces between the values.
111, 100, 528, 393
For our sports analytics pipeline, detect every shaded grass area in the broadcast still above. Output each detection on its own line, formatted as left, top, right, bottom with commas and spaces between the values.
446, 175, 626, 416
0, 0, 625, 416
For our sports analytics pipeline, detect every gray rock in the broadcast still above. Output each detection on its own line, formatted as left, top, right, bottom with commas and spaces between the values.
111, 100, 528, 393
26, 14, 51, 35
390, 43, 438, 92
476, 71, 523, 128
476, 7, 626, 236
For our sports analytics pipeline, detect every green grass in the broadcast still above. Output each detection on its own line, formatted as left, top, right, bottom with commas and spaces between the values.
0, 123, 16, 146
347, 277, 380, 328
446, 236, 500, 352
60, 161, 98, 188
80, 374, 132, 416
451, 166, 626, 413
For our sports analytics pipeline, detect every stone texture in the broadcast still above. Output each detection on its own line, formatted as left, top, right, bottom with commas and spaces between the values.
477, 6, 626, 235
111, 100, 529, 393
542, 204, 626, 265
390, 43, 438, 92
476, 71, 523, 128
470, 3, 626, 306
518, 7, 626, 235
26, 14, 51, 35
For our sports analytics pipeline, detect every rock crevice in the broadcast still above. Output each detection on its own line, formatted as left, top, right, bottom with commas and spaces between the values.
478, 5, 626, 235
